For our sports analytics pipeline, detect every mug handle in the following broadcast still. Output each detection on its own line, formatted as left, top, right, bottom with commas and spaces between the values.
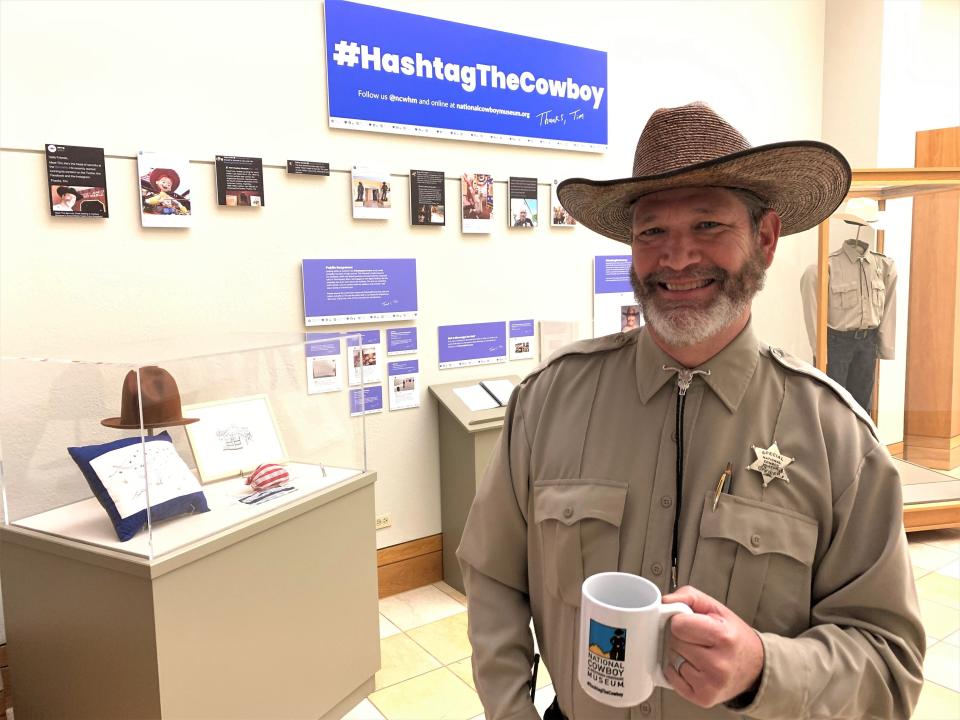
652, 602, 693, 688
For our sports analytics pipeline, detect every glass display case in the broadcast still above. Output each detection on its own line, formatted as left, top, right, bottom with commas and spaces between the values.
809, 163, 960, 530
0, 332, 369, 560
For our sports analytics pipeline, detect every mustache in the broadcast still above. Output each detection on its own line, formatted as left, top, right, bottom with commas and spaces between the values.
639, 266, 727, 289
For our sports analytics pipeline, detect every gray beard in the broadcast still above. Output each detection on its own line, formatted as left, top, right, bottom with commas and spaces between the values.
630, 246, 767, 348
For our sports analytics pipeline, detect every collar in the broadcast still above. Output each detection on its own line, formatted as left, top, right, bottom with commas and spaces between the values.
635, 321, 760, 413
841, 240, 873, 265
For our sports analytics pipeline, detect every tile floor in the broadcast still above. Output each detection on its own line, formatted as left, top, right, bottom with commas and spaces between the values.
347, 528, 960, 720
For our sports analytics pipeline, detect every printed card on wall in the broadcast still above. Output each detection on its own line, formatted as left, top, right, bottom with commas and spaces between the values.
303, 258, 418, 325
137, 152, 192, 228
508, 177, 538, 228
388, 360, 420, 411
410, 169, 446, 226
386, 327, 418, 355
509, 319, 535, 360
46, 144, 109, 218
438, 321, 507, 369
552, 179, 576, 227
593, 255, 642, 338
347, 330, 383, 386
349, 385, 384, 416
215, 155, 264, 207
287, 160, 330, 176
352, 166, 392, 219
539, 320, 579, 359
461, 172, 493, 233
305, 334, 344, 394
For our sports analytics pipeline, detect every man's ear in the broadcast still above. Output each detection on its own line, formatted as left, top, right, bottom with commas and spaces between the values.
759, 210, 781, 266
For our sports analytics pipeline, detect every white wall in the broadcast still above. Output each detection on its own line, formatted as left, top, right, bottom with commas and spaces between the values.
0, 0, 830, 639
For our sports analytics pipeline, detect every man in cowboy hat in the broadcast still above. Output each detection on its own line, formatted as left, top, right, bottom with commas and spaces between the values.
52, 185, 82, 211
457, 102, 923, 720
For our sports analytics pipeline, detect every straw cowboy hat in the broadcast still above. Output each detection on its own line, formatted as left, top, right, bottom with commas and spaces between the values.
557, 102, 851, 244
102, 366, 198, 429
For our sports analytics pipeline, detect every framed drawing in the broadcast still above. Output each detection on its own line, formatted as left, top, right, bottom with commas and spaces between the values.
182, 394, 288, 483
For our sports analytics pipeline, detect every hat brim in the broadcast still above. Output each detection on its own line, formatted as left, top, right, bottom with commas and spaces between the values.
557, 141, 851, 244
101, 416, 199, 430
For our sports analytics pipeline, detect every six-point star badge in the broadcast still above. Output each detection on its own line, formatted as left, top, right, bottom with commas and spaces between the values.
748, 442, 794, 487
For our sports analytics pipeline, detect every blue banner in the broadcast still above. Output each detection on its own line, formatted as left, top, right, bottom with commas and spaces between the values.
303, 258, 418, 325
438, 321, 507, 369
594, 256, 633, 294
324, 0, 607, 152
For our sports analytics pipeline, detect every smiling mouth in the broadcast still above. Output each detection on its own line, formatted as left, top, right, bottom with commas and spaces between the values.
659, 278, 716, 292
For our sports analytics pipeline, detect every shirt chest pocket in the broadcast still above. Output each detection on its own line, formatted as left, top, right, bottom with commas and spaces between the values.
872, 277, 886, 314
534, 482, 627, 607
830, 280, 860, 309
688, 494, 818, 637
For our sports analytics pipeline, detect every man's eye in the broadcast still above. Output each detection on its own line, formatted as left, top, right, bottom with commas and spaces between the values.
697, 221, 722, 229
636, 227, 663, 237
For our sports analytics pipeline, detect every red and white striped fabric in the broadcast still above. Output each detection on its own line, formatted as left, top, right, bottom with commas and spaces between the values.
245, 463, 290, 491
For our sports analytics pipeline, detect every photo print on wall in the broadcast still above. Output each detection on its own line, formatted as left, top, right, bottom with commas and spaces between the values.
215, 155, 265, 207
509, 176, 538, 228
552, 179, 577, 226
410, 169, 446, 226
137, 152, 192, 228
46, 143, 109, 218
352, 166, 392, 219
461, 172, 493, 234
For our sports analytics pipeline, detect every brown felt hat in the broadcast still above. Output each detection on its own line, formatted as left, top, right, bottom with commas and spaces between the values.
101, 366, 198, 430
557, 102, 851, 244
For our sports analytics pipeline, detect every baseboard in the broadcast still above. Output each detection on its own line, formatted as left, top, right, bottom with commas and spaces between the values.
377, 534, 443, 598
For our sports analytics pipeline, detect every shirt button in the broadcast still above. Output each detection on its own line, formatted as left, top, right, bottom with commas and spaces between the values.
640, 702, 652, 714
670, 430, 678, 443
563, 507, 574, 519
660, 495, 673, 508
751, 534, 761, 547
651, 562, 663, 576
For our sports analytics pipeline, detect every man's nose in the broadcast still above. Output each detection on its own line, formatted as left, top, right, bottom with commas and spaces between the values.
659, 234, 701, 271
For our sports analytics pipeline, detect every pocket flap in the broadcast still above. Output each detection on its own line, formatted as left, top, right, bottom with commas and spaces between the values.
830, 281, 858, 293
699, 494, 818, 566
872, 278, 885, 290
534, 482, 627, 527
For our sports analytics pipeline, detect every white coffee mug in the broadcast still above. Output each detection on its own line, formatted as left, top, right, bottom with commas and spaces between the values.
578, 572, 692, 707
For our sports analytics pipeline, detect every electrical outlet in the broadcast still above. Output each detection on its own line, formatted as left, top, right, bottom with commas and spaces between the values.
375, 513, 392, 530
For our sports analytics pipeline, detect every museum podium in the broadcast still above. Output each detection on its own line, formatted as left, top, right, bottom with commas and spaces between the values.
429, 376, 519, 593
0, 470, 379, 720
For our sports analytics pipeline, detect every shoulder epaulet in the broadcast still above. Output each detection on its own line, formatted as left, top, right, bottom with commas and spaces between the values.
522, 330, 638, 385
767, 346, 879, 441
869, 250, 888, 258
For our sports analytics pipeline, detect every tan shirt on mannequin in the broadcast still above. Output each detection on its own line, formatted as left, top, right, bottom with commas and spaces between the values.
801, 240, 898, 359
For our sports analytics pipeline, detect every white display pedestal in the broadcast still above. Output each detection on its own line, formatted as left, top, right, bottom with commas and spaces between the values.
0, 471, 379, 720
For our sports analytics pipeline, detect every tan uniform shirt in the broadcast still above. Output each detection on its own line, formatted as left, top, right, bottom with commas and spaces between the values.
457, 324, 923, 720
800, 241, 898, 359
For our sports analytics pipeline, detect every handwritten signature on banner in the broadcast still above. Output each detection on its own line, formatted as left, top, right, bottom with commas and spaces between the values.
536, 108, 586, 127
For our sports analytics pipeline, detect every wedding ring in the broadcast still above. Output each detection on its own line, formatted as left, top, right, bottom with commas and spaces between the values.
672, 655, 687, 674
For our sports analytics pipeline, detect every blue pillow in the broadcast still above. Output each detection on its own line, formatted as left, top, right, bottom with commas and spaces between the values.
68, 431, 209, 542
